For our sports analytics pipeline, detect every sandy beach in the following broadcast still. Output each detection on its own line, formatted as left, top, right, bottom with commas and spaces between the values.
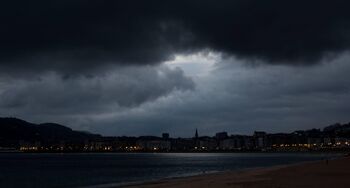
126, 156, 350, 188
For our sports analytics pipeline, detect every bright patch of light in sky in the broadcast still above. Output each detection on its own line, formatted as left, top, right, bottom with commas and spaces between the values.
164, 51, 220, 77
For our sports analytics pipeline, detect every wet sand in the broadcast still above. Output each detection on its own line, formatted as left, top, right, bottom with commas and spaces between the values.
126, 156, 350, 188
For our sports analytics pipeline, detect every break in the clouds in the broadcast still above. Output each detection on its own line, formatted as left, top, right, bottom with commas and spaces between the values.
1, 0, 350, 74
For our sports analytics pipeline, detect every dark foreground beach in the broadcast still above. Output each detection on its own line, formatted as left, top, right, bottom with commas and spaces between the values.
127, 156, 350, 188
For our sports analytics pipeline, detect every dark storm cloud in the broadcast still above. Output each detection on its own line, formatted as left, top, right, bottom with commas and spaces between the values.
1, 52, 350, 136
1, 1, 350, 136
1, 0, 350, 73
0, 65, 194, 112
91, 55, 350, 136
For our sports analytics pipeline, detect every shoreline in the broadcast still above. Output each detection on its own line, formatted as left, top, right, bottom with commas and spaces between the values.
0, 150, 350, 153
124, 156, 350, 188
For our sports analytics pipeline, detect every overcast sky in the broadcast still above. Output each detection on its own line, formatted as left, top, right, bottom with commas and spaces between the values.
1, 1, 350, 137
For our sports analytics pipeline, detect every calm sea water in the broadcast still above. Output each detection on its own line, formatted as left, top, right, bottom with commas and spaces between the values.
0, 152, 337, 188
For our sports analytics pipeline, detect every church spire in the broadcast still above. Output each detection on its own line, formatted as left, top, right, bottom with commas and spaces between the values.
195, 128, 198, 139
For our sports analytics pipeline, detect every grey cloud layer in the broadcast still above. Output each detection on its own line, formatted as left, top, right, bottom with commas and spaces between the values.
84, 55, 350, 136
1, 0, 350, 74
1, 53, 349, 136
0, 65, 194, 117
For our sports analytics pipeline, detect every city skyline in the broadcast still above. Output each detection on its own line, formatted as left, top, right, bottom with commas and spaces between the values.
2, 117, 350, 153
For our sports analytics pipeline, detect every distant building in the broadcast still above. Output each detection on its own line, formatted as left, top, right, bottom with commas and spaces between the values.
220, 139, 234, 150
307, 137, 322, 147
323, 137, 332, 146
220, 136, 242, 150
254, 131, 267, 148
194, 129, 199, 149
171, 138, 194, 151
334, 137, 350, 147
215, 132, 228, 140
199, 137, 217, 150
137, 140, 171, 151
242, 136, 254, 149
19, 140, 41, 151
162, 133, 170, 139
